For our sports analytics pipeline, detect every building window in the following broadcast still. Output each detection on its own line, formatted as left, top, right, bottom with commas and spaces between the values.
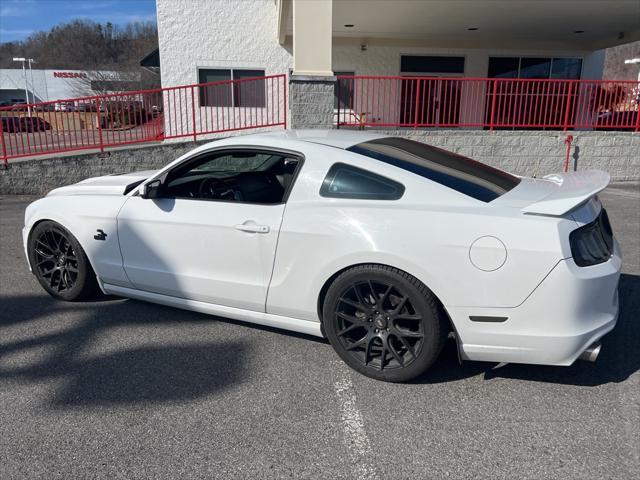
488, 57, 582, 79
198, 68, 265, 107
485, 57, 583, 129
334, 71, 354, 109
400, 56, 465, 74
550, 58, 583, 79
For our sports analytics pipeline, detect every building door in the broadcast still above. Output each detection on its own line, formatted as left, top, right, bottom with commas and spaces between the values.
399, 55, 465, 126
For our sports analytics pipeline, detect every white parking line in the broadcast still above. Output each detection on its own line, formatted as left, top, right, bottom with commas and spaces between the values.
333, 368, 378, 480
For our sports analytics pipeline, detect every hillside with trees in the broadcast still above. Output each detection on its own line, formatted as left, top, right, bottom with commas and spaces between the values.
0, 20, 159, 92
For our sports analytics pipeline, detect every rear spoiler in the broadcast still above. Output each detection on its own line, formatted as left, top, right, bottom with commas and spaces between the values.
522, 170, 611, 216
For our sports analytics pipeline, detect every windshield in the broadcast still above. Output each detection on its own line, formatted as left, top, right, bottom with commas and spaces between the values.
348, 137, 520, 202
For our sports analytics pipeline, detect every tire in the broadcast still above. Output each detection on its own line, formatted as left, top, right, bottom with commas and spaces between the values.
28, 220, 100, 301
323, 264, 447, 382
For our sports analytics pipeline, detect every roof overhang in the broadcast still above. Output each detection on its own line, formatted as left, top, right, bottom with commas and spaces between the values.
279, 0, 640, 50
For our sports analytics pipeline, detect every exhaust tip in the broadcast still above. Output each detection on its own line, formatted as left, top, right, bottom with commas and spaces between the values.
579, 341, 601, 362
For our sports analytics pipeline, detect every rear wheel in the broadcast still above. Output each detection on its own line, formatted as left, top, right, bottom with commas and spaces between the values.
323, 265, 447, 382
28, 220, 99, 301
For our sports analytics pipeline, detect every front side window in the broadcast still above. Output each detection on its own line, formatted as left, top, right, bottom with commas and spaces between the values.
348, 137, 520, 202
198, 68, 266, 107
320, 163, 404, 200
163, 150, 299, 204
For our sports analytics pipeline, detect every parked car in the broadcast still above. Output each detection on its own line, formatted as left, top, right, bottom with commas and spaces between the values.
1, 116, 51, 133
19, 117, 52, 132
34, 103, 56, 112
1, 116, 22, 132
98, 100, 148, 128
23, 131, 620, 382
10, 100, 29, 111
75, 101, 99, 112
54, 102, 75, 112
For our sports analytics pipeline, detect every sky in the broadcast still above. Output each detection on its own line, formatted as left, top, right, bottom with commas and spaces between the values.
0, 0, 157, 43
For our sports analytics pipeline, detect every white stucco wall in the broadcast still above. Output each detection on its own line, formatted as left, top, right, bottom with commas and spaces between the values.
157, 0, 292, 88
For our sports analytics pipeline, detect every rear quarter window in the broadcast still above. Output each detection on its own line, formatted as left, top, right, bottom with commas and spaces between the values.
320, 163, 405, 200
347, 137, 520, 202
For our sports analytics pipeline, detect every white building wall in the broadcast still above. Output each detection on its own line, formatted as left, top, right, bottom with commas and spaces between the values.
157, 0, 292, 88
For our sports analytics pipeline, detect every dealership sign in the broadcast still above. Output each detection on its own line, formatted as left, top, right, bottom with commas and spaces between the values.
53, 71, 88, 78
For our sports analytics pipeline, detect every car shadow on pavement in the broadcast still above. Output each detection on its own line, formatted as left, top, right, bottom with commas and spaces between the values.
414, 273, 640, 387
0, 294, 249, 408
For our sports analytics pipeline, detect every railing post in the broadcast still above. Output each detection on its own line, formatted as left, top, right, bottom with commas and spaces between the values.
191, 86, 197, 141
489, 79, 498, 131
563, 81, 574, 131
0, 112, 8, 168
635, 91, 640, 132
336, 75, 341, 129
96, 97, 104, 153
414, 79, 422, 128
283, 75, 287, 130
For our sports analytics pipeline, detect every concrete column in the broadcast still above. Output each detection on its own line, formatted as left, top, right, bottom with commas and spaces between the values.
292, 0, 332, 76
290, 0, 335, 128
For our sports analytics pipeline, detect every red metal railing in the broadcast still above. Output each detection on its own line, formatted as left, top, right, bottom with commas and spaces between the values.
336, 76, 640, 131
0, 74, 287, 166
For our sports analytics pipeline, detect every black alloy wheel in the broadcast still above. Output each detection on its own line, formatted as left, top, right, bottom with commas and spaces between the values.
323, 265, 447, 382
28, 221, 99, 301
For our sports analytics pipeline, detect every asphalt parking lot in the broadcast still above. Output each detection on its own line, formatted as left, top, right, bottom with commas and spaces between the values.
1, 184, 638, 480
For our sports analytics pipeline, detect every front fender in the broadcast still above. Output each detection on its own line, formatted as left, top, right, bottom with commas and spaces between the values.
23, 195, 133, 288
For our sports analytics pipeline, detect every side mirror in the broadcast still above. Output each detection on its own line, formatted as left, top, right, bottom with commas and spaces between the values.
141, 179, 162, 199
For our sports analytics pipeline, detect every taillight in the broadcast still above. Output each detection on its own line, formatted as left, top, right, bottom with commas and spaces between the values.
569, 209, 614, 267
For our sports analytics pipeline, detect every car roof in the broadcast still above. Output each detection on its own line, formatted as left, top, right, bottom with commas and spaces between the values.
223, 130, 389, 150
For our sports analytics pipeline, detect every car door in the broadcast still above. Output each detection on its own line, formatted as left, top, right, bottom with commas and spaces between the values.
116, 149, 299, 313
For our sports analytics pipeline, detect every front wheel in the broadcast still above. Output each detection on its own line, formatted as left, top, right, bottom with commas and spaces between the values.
323, 265, 447, 382
28, 220, 100, 301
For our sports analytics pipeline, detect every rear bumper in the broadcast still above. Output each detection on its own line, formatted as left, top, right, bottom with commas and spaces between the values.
448, 239, 621, 366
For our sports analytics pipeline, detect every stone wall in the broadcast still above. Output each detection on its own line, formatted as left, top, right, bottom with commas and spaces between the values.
0, 141, 205, 196
367, 130, 640, 180
289, 76, 335, 129
2, 130, 638, 196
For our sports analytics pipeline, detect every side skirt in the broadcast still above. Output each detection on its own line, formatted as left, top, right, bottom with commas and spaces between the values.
103, 283, 324, 338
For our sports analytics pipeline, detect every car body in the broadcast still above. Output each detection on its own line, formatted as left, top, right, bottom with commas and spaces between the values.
23, 131, 621, 381
1, 116, 51, 133
1, 116, 22, 133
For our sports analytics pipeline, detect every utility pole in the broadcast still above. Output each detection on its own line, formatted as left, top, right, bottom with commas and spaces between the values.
28, 59, 36, 104
12, 57, 34, 116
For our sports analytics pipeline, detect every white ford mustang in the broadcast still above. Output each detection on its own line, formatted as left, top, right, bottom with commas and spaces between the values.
23, 131, 621, 382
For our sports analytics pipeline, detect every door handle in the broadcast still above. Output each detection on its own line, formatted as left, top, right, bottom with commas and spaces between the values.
234, 223, 270, 234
